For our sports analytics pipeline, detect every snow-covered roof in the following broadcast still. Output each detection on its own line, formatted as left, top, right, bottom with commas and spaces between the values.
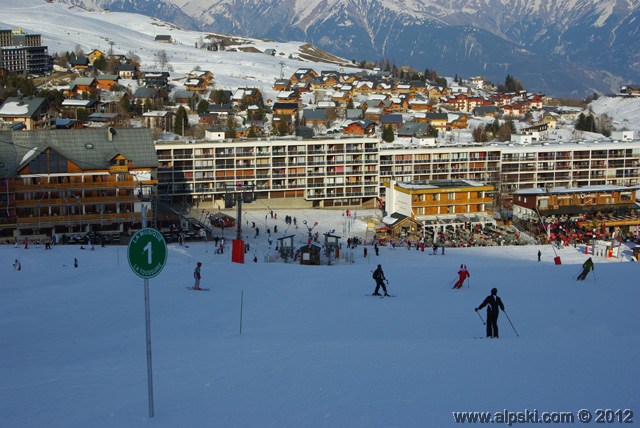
143, 110, 172, 117
0, 97, 46, 117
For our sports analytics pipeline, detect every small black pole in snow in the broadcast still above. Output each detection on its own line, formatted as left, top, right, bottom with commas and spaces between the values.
239, 290, 244, 335
503, 309, 519, 337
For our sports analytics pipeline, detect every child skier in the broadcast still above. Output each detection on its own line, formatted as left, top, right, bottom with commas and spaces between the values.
453, 264, 470, 288
193, 262, 202, 290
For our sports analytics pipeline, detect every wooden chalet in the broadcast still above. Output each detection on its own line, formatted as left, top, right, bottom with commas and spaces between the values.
0, 128, 158, 237
95, 74, 119, 91
290, 68, 318, 85
184, 77, 207, 92
132, 87, 163, 105
66, 77, 97, 97
117, 64, 137, 79
276, 90, 300, 104
273, 79, 290, 91
69, 54, 90, 70
188, 70, 214, 85
272, 102, 298, 116
87, 49, 105, 65
0, 96, 51, 130
342, 120, 376, 136
141, 71, 170, 88
380, 114, 403, 131
232, 88, 262, 107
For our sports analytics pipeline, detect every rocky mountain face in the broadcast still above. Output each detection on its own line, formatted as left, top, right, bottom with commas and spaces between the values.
59, 0, 640, 97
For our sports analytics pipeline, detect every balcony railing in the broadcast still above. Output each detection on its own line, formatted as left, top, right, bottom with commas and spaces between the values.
14, 195, 133, 207
14, 180, 158, 191
16, 211, 146, 226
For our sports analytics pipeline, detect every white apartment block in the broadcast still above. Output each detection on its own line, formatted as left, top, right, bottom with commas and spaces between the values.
156, 136, 380, 208
156, 137, 640, 210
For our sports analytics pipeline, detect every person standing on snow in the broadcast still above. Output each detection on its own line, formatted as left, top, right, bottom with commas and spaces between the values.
577, 257, 594, 281
371, 264, 390, 296
538, 250, 541, 262
193, 262, 202, 290
476, 288, 505, 338
453, 264, 470, 288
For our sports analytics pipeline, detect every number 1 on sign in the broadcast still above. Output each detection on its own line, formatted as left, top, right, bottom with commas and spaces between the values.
143, 241, 152, 264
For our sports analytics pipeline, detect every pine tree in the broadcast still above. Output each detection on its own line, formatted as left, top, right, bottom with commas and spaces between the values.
346, 98, 354, 110
225, 116, 236, 139
173, 106, 188, 135
196, 99, 209, 115
382, 125, 395, 142
277, 120, 289, 136
575, 113, 587, 131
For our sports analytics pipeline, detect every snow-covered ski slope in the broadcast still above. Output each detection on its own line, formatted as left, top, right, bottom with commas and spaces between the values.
1, 208, 639, 427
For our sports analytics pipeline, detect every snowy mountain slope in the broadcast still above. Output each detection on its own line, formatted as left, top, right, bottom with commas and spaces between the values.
1, 208, 639, 427
0, 0, 353, 100
56, 0, 640, 97
589, 96, 640, 132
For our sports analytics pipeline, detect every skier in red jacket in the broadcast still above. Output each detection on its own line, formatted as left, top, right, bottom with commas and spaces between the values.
453, 264, 470, 288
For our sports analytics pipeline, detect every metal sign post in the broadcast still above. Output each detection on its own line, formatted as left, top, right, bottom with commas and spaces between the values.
127, 226, 167, 418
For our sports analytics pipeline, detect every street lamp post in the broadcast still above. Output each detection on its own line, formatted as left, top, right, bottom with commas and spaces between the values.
303, 220, 318, 245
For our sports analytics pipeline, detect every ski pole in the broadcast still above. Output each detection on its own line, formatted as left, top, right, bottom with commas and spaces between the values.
502, 309, 519, 337
448, 277, 456, 287
475, 309, 485, 325
467, 277, 470, 289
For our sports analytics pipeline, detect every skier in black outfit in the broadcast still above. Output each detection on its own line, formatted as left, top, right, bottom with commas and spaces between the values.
371, 264, 389, 296
475, 288, 505, 338
577, 257, 594, 281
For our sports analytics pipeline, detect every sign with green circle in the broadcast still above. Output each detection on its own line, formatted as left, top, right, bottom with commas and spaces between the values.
128, 228, 167, 279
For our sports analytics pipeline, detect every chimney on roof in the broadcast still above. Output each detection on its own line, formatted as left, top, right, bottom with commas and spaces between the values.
108, 127, 116, 141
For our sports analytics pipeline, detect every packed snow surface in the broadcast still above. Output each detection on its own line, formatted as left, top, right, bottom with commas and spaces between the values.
1, 209, 639, 427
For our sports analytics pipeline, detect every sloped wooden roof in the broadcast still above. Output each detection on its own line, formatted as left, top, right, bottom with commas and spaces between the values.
0, 128, 157, 175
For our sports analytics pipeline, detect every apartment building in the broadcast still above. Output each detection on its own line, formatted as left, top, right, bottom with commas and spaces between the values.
498, 141, 640, 207
0, 28, 51, 75
385, 179, 493, 219
155, 135, 640, 211
380, 140, 640, 209
156, 135, 380, 208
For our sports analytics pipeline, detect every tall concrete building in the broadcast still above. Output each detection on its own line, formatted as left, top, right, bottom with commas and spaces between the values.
0, 28, 51, 75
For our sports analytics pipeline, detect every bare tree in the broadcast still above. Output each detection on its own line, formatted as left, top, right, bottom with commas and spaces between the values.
74, 44, 85, 58
126, 50, 141, 65
155, 50, 170, 70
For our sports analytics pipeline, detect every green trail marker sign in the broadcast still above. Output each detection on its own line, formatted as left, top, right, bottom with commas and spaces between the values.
128, 228, 167, 279
127, 227, 167, 418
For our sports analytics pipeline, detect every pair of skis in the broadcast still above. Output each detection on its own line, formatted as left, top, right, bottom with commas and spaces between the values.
186, 287, 210, 291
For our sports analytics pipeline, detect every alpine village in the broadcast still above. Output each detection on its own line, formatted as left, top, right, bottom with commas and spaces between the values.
1, 24, 639, 257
